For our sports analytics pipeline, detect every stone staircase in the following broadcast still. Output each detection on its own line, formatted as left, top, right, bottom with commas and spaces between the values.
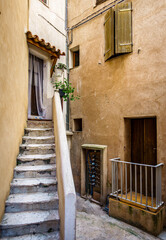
0, 120, 60, 240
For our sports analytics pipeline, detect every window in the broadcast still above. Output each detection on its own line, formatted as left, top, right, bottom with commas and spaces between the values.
96, 0, 108, 6
104, 2, 132, 61
73, 50, 79, 67
73, 118, 82, 132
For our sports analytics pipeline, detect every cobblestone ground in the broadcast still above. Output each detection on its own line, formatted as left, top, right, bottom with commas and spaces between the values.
76, 196, 160, 240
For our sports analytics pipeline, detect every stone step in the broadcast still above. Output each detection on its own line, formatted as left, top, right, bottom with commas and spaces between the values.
14, 165, 56, 178
5, 192, 59, 213
0, 210, 59, 238
10, 178, 57, 194
22, 136, 55, 144
27, 120, 53, 129
1, 232, 60, 240
25, 128, 54, 137
17, 154, 56, 166
20, 144, 55, 155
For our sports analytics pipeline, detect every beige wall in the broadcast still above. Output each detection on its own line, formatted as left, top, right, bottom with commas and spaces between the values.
0, 1, 29, 220
68, 0, 166, 207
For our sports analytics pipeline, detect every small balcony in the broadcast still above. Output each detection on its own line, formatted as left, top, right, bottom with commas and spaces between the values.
110, 158, 164, 211
109, 158, 165, 235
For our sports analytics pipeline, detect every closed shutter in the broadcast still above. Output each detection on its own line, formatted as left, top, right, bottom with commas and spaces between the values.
104, 8, 114, 61
115, 2, 132, 54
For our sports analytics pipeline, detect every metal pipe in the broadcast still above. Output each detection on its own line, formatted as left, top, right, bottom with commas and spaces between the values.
145, 166, 148, 208
130, 164, 132, 200
140, 165, 142, 204
125, 164, 127, 199
65, 0, 70, 130
151, 167, 153, 207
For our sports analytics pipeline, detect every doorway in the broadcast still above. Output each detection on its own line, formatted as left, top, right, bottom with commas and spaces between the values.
28, 54, 46, 118
131, 118, 157, 196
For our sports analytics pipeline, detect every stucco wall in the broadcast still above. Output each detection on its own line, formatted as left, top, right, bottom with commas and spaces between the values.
68, 0, 166, 208
0, 1, 29, 220
29, 0, 66, 120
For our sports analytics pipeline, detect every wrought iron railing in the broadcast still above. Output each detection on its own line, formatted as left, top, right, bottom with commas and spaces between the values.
110, 158, 164, 210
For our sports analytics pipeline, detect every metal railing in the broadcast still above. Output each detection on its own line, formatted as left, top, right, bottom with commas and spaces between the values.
110, 158, 164, 210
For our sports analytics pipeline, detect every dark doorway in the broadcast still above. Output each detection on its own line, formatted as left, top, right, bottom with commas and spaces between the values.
131, 118, 157, 196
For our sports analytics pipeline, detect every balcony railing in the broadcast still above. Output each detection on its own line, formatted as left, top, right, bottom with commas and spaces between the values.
110, 158, 164, 211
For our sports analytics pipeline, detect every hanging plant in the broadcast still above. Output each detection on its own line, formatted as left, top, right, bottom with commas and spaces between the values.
52, 77, 80, 101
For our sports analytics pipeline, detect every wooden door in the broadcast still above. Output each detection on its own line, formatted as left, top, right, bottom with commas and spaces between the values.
131, 118, 157, 196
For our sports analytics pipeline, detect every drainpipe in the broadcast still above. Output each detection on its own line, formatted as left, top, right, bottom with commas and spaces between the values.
65, 0, 70, 130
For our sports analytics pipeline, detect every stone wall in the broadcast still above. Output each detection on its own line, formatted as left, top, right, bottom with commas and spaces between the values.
68, 0, 166, 223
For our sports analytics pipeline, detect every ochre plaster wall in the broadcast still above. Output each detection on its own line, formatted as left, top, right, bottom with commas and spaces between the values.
68, 0, 166, 209
0, 1, 29, 220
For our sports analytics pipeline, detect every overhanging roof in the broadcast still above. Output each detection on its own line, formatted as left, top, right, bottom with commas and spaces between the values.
26, 31, 65, 59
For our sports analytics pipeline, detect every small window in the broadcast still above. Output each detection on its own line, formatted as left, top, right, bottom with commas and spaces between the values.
73, 118, 82, 132
73, 50, 79, 67
70, 46, 80, 68
104, 2, 132, 61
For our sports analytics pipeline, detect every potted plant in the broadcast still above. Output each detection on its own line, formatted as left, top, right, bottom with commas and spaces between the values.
52, 63, 80, 101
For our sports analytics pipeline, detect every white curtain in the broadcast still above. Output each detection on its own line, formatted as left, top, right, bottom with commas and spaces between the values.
28, 54, 46, 118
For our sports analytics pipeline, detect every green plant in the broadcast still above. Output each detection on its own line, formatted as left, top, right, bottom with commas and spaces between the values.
52, 78, 80, 101
54, 63, 67, 71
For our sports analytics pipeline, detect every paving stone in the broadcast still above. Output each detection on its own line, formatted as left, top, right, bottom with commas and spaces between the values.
17, 154, 56, 166
20, 144, 55, 155
6, 192, 59, 212
14, 164, 56, 178
25, 128, 54, 137
1, 231, 60, 240
22, 136, 55, 144
0, 210, 59, 237
76, 196, 159, 240
10, 178, 57, 194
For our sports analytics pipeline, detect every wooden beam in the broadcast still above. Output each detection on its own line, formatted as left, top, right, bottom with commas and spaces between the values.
27, 39, 59, 58
50, 58, 57, 78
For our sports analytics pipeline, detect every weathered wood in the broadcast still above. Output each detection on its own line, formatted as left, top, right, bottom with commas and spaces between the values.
104, 8, 114, 61
115, 2, 132, 54
50, 58, 57, 78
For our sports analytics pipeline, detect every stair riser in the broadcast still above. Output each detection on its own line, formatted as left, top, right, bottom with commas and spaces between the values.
0, 220, 60, 238
14, 171, 56, 178
22, 138, 55, 144
17, 158, 55, 166
10, 184, 57, 194
20, 148, 55, 155
5, 200, 59, 213
25, 130, 54, 137
27, 121, 53, 128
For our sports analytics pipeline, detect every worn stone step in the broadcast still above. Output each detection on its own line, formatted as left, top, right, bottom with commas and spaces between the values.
14, 165, 56, 178
22, 136, 55, 144
27, 120, 53, 129
20, 144, 55, 155
10, 178, 57, 194
17, 154, 56, 166
25, 128, 54, 137
1, 231, 60, 240
5, 192, 59, 213
0, 210, 60, 238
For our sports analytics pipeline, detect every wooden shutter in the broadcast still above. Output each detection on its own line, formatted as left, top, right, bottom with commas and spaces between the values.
104, 8, 114, 61
115, 2, 132, 54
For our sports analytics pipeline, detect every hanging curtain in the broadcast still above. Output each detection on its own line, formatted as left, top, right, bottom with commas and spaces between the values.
28, 54, 46, 118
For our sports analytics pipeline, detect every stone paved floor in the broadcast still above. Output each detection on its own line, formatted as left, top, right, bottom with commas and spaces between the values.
76, 196, 161, 240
